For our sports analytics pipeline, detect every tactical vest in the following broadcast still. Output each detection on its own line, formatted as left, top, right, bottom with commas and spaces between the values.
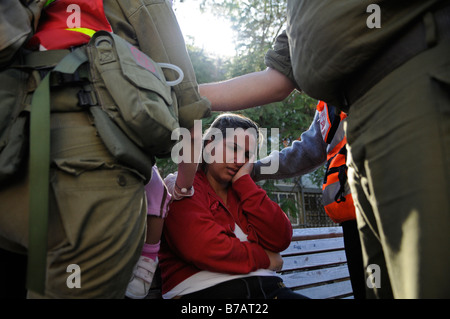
317, 101, 356, 223
28, 0, 112, 50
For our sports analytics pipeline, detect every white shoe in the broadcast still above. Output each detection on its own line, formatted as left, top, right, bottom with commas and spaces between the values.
125, 256, 158, 299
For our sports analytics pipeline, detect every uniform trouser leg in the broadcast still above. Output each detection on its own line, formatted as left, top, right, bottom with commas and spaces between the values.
38, 167, 146, 299
345, 157, 394, 299
0, 111, 147, 298
346, 40, 450, 299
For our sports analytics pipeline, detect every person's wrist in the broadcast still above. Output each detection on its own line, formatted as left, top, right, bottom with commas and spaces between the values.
175, 182, 192, 194
173, 183, 194, 200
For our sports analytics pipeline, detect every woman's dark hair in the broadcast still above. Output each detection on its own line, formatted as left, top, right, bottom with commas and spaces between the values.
201, 113, 262, 171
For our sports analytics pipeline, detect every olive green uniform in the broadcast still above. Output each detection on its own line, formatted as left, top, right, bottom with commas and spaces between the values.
0, 0, 210, 298
266, 0, 450, 298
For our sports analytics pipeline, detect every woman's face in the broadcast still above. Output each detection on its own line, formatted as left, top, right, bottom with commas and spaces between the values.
205, 130, 257, 186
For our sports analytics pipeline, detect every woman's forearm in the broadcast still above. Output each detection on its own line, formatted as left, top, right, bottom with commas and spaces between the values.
199, 68, 295, 111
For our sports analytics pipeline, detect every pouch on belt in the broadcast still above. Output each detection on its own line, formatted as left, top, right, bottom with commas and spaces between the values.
86, 30, 182, 159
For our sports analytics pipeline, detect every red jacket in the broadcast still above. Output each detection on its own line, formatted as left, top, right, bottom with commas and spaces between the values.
159, 170, 293, 295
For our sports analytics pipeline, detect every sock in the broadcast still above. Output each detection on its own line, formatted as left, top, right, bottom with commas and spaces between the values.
141, 241, 160, 261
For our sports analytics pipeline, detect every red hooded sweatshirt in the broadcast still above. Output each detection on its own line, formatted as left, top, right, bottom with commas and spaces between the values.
159, 170, 293, 295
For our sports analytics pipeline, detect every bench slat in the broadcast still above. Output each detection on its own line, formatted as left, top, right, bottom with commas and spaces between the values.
294, 279, 353, 299
282, 237, 345, 256
291, 226, 343, 241
281, 250, 347, 272
279, 264, 350, 289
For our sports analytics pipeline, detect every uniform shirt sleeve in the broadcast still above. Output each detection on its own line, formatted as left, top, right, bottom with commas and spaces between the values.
264, 30, 299, 89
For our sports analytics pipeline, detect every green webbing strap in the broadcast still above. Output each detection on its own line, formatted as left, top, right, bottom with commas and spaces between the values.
27, 48, 88, 295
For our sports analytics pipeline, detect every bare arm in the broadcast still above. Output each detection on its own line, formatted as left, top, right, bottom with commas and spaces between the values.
174, 126, 201, 196
199, 67, 296, 112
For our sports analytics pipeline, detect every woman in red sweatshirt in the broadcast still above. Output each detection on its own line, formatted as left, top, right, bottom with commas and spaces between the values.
159, 113, 307, 299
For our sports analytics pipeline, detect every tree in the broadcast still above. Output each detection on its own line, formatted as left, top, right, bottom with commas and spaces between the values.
200, 0, 287, 77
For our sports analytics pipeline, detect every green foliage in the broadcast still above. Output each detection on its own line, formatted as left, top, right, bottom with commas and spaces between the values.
261, 179, 300, 218
199, 0, 287, 77
185, 43, 229, 84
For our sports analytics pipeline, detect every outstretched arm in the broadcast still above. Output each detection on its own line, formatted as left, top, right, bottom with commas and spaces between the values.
199, 67, 296, 111
253, 111, 328, 181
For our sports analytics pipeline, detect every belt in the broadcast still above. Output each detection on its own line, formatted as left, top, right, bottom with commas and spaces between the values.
25, 48, 95, 110
342, 4, 450, 110
25, 48, 91, 88
24, 49, 71, 69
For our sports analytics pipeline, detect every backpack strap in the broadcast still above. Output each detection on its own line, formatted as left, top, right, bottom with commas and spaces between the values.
27, 47, 88, 294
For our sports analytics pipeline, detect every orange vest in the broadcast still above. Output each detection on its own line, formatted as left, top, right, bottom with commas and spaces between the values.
28, 0, 112, 50
317, 101, 356, 223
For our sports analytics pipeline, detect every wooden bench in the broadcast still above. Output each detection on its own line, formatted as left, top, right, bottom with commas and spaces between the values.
278, 226, 353, 299
146, 226, 352, 299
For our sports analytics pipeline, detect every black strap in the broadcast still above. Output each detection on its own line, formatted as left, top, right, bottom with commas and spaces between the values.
324, 104, 342, 144
335, 165, 348, 203
323, 145, 348, 203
